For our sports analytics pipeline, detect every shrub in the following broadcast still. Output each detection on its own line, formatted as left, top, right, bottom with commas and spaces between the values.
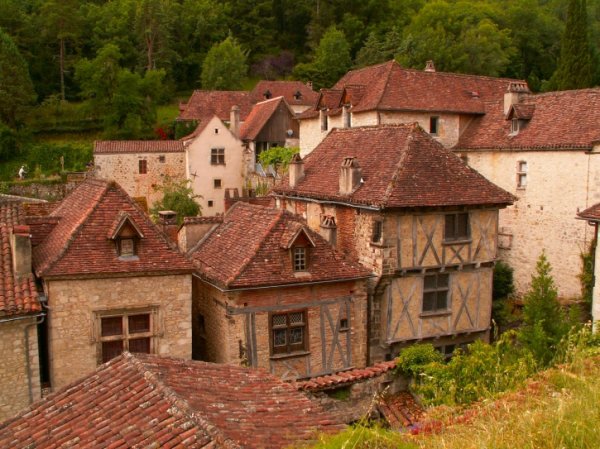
395, 344, 444, 378
150, 177, 201, 224
579, 239, 595, 309
492, 260, 516, 326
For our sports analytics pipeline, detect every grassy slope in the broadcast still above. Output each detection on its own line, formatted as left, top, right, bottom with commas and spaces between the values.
308, 357, 600, 449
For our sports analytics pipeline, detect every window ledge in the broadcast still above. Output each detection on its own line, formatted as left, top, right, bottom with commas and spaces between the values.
442, 238, 471, 246
118, 255, 139, 261
270, 350, 311, 360
420, 310, 452, 318
369, 241, 387, 248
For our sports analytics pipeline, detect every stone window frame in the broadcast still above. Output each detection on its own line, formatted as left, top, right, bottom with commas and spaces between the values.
94, 307, 159, 365
138, 159, 147, 174
371, 219, 383, 244
444, 212, 470, 243
422, 272, 450, 313
269, 310, 308, 356
517, 160, 527, 189
210, 148, 225, 165
429, 116, 439, 135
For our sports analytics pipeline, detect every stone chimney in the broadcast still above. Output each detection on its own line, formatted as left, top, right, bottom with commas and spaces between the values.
288, 153, 304, 188
425, 60, 436, 72
306, 81, 313, 90
504, 81, 530, 115
319, 215, 337, 246
158, 210, 178, 244
230, 105, 240, 137
339, 157, 362, 195
11, 225, 32, 278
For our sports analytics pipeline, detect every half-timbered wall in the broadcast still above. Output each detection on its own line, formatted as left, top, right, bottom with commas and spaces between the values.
192, 279, 368, 380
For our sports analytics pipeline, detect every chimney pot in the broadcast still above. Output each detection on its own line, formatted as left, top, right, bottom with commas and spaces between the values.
11, 225, 32, 278
339, 157, 362, 195
230, 105, 240, 137
288, 153, 304, 188
425, 60, 436, 72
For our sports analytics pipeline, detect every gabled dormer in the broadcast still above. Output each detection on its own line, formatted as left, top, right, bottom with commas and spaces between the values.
506, 103, 535, 136
282, 226, 316, 272
108, 212, 145, 259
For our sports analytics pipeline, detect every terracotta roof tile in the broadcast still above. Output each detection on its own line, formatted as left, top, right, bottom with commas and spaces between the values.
578, 202, 600, 221
94, 140, 184, 154
0, 202, 40, 317
250, 80, 318, 107
189, 202, 371, 289
456, 89, 600, 150
294, 360, 396, 391
273, 124, 515, 209
32, 179, 193, 278
0, 353, 343, 449
177, 90, 253, 121
240, 96, 292, 141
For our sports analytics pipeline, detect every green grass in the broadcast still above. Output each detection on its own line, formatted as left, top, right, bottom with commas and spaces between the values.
156, 103, 181, 125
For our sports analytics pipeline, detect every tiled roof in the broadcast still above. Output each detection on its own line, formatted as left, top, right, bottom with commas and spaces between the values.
0, 353, 343, 448
189, 202, 371, 289
0, 193, 46, 204
294, 360, 396, 391
0, 202, 40, 317
273, 124, 515, 209
578, 203, 600, 221
178, 115, 215, 141
250, 80, 318, 107
240, 96, 291, 141
32, 179, 193, 278
177, 90, 253, 121
456, 89, 600, 150
94, 140, 185, 154
299, 60, 521, 119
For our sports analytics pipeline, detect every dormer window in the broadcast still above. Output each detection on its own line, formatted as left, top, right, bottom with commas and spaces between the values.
320, 110, 328, 131
511, 118, 520, 135
293, 90, 302, 101
264, 89, 272, 99
108, 212, 144, 260
293, 247, 307, 271
118, 238, 135, 257
284, 227, 315, 272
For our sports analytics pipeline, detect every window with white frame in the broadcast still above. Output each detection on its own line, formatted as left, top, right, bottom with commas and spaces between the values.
517, 161, 527, 188
211, 148, 225, 165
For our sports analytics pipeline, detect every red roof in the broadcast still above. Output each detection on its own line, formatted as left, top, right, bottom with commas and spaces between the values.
0, 353, 343, 448
177, 90, 253, 121
273, 124, 514, 209
32, 179, 193, 278
295, 360, 396, 391
94, 140, 184, 154
250, 80, 318, 107
240, 96, 293, 141
299, 60, 522, 119
578, 203, 600, 221
456, 89, 600, 150
0, 202, 40, 317
189, 202, 371, 289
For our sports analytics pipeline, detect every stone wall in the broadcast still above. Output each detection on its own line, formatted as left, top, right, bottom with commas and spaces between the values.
463, 149, 600, 298
0, 317, 41, 422
6, 179, 84, 202
94, 152, 186, 208
46, 274, 192, 390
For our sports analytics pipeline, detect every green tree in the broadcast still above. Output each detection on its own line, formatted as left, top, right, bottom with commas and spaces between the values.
150, 177, 201, 224
518, 251, 572, 366
201, 35, 248, 90
258, 146, 299, 175
135, 0, 174, 72
549, 0, 595, 90
0, 28, 36, 128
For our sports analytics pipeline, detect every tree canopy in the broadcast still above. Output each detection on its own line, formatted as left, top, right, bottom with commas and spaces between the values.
201, 35, 248, 90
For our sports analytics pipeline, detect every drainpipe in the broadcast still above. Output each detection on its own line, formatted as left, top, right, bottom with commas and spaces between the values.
24, 314, 45, 404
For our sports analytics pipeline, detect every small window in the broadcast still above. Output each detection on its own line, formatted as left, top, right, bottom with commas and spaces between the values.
422, 273, 449, 312
344, 106, 351, 128
517, 161, 527, 189
158, 155, 166, 163
444, 213, 470, 241
293, 247, 307, 271
429, 116, 439, 135
211, 148, 225, 165
511, 119, 519, 135
118, 238, 135, 257
214, 128, 219, 134
371, 220, 383, 243
197, 314, 206, 337
214, 179, 222, 189
294, 90, 302, 101
98, 311, 155, 364
138, 159, 147, 174
321, 111, 328, 131
207, 200, 214, 208
270, 311, 308, 355
339, 318, 349, 331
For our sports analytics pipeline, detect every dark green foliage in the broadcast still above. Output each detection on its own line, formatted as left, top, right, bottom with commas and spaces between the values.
579, 239, 595, 308
26, 142, 93, 174
395, 343, 444, 378
174, 120, 198, 140
201, 35, 248, 90
550, 0, 595, 90
492, 260, 517, 326
150, 177, 201, 224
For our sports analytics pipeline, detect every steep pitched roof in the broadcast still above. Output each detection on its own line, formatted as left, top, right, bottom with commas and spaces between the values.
0, 202, 40, 317
240, 96, 293, 141
189, 202, 371, 289
32, 179, 193, 278
94, 140, 185, 154
0, 353, 343, 448
250, 80, 318, 107
177, 90, 253, 121
273, 124, 515, 209
299, 60, 522, 119
456, 89, 600, 150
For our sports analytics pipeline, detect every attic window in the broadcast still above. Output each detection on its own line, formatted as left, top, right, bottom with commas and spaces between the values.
119, 238, 135, 257
293, 247, 307, 271
264, 89, 272, 99
511, 119, 520, 135
138, 159, 147, 174
109, 213, 144, 259
294, 90, 302, 101
320, 110, 328, 131
214, 128, 219, 134
429, 116, 439, 135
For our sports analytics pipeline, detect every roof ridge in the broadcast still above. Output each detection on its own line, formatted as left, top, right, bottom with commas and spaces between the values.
374, 60, 397, 110
400, 65, 525, 83
380, 126, 416, 206
126, 353, 241, 449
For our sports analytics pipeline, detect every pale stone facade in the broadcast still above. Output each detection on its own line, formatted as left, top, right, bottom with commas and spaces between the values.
193, 278, 368, 380
45, 274, 192, 390
94, 152, 186, 207
462, 148, 600, 298
184, 116, 248, 215
0, 317, 41, 422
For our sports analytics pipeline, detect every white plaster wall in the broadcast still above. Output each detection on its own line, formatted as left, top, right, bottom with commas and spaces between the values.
465, 150, 600, 298
186, 116, 246, 215
594, 224, 600, 324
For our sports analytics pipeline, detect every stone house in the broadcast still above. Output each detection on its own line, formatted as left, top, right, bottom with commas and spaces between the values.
0, 352, 344, 448
250, 80, 319, 115
187, 201, 372, 380
93, 140, 186, 207
272, 124, 514, 362
0, 201, 42, 422
29, 178, 194, 390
